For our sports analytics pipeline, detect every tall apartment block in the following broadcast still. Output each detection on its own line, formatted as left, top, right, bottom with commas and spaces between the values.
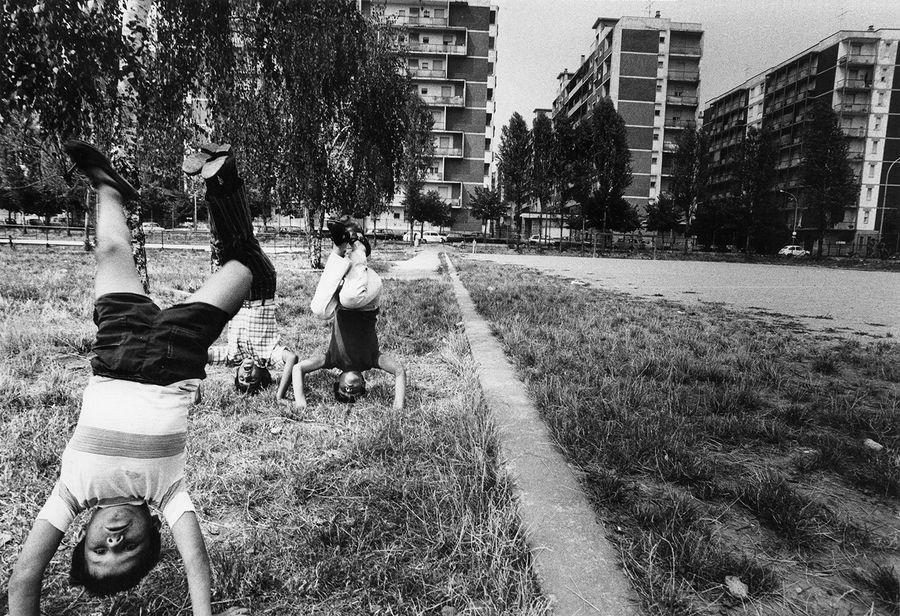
359, 0, 498, 233
551, 15, 703, 213
703, 28, 900, 250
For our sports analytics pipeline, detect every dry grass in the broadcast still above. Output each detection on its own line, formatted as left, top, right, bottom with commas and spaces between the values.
453, 257, 899, 616
0, 246, 548, 615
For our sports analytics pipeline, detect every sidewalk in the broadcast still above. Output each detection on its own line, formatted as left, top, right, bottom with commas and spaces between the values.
437, 252, 639, 615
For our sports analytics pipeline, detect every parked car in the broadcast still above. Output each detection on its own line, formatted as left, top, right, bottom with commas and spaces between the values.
778, 244, 810, 257
421, 232, 447, 243
142, 222, 163, 232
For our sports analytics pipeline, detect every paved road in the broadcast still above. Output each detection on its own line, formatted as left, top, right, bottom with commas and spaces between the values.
464, 253, 900, 338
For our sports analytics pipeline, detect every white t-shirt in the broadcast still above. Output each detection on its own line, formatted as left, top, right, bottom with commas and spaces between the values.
37, 376, 198, 531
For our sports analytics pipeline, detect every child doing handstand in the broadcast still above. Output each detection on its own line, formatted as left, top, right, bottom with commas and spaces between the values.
282, 218, 406, 411
182, 144, 298, 397
8, 142, 254, 616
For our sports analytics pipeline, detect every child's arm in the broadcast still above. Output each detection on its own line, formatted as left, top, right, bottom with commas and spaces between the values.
290, 355, 327, 409
170, 512, 249, 616
274, 349, 299, 401
8, 520, 64, 616
377, 354, 406, 411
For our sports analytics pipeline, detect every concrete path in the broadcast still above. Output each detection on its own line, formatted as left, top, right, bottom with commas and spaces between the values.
442, 254, 639, 616
464, 252, 900, 338
384, 245, 443, 279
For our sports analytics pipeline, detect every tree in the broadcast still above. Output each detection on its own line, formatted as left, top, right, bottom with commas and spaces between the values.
469, 186, 505, 236
731, 127, 781, 252
498, 112, 530, 238
530, 111, 553, 238
582, 98, 632, 231
426, 192, 452, 232
645, 192, 681, 242
800, 100, 859, 257
671, 125, 708, 252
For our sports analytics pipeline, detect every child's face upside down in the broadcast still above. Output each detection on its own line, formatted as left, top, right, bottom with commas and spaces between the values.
82, 504, 156, 578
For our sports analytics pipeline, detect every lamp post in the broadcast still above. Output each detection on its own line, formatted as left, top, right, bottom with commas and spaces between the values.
877, 155, 900, 243
777, 188, 800, 242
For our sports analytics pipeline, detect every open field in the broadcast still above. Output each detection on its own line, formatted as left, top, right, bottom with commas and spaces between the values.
463, 252, 900, 338
453, 257, 899, 616
0, 247, 548, 615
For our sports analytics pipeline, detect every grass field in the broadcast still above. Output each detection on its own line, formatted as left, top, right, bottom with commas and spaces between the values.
453, 257, 899, 616
0, 247, 548, 615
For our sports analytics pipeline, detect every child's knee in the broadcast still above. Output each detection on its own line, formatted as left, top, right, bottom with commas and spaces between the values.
95, 238, 133, 263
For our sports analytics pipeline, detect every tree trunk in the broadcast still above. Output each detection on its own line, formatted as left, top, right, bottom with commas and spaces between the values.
117, 0, 153, 292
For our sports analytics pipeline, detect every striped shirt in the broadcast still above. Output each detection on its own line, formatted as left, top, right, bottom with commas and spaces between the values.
37, 376, 197, 531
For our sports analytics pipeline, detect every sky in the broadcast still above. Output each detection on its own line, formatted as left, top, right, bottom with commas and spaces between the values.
491, 0, 900, 131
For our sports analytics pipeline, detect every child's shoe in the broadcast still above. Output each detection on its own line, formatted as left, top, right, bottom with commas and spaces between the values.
63, 140, 140, 201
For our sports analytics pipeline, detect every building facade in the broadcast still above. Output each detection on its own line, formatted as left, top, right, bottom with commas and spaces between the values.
360, 0, 498, 233
703, 28, 900, 251
551, 14, 703, 213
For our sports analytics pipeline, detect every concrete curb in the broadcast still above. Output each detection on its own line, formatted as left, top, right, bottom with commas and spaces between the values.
443, 253, 639, 616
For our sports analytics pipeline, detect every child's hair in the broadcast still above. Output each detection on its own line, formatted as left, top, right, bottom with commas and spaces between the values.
333, 379, 367, 403
234, 365, 272, 395
69, 524, 162, 596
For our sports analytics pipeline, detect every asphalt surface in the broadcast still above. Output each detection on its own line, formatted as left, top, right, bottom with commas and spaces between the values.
464, 252, 900, 338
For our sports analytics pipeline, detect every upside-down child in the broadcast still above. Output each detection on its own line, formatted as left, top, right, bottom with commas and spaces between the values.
282, 218, 406, 411
8, 141, 254, 616
182, 144, 298, 397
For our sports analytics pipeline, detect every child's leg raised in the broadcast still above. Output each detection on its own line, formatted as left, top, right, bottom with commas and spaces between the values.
93, 185, 146, 299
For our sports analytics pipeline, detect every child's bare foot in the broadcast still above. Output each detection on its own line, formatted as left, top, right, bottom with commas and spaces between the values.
215, 607, 250, 616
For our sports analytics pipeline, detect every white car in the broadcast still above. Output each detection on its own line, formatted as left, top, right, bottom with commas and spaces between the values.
778, 245, 809, 257
420, 232, 447, 243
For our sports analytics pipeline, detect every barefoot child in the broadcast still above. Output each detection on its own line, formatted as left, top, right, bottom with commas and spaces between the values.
8, 142, 251, 616
182, 144, 298, 398
283, 218, 406, 411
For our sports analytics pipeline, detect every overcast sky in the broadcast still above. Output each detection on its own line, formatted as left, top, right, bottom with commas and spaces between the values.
491, 0, 900, 131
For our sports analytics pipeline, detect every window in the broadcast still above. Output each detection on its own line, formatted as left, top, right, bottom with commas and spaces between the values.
877, 91, 885, 105
653, 132, 660, 140
871, 139, 879, 153
652, 156, 658, 164
421, 87, 429, 94
394, 212, 401, 220
441, 85, 452, 96
650, 179, 657, 187
435, 9, 444, 18
443, 35, 454, 45
422, 36, 429, 44
408, 58, 419, 67
658, 60, 664, 67
866, 187, 873, 201
869, 164, 876, 178
656, 84, 662, 91
660, 35, 666, 43
429, 165, 439, 174
440, 136, 452, 148
654, 109, 661, 116
875, 115, 882, 130
422, 9, 430, 17
863, 210, 870, 224
421, 60, 430, 70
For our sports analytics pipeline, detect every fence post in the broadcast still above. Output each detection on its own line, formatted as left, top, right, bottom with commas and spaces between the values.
592, 234, 596, 258
472, 239, 476, 254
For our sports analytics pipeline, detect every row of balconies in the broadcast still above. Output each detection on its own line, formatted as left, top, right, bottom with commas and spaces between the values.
664, 118, 697, 129
768, 68, 814, 93
420, 93, 465, 106
837, 77, 873, 90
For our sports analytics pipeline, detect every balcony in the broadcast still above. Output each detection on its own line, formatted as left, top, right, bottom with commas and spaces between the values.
423, 171, 443, 181
410, 68, 448, 79
447, 198, 462, 208
664, 118, 697, 129
841, 126, 867, 137
420, 94, 464, 106
839, 53, 876, 65
660, 167, 674, 176
847, 151, 865, 161
666, 94, 699, 106
668, 45, 702, 57
393, 15, 450, 27
408, 42, 467, 55
668, 69, 700, 82
662, 141, 678, 153
837, 77, 873, 90
431, 121, 447, 130
834, 102, 871, 114
433, 146, 463, 158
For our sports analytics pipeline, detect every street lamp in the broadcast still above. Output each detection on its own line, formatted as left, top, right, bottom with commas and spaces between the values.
777, 188, 800, 241
877, 155, 900, 243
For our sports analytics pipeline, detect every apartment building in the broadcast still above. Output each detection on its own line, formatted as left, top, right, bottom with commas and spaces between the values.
703, 28, 900, 250
359, 0, 498, 233
551, 14, 703, 214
